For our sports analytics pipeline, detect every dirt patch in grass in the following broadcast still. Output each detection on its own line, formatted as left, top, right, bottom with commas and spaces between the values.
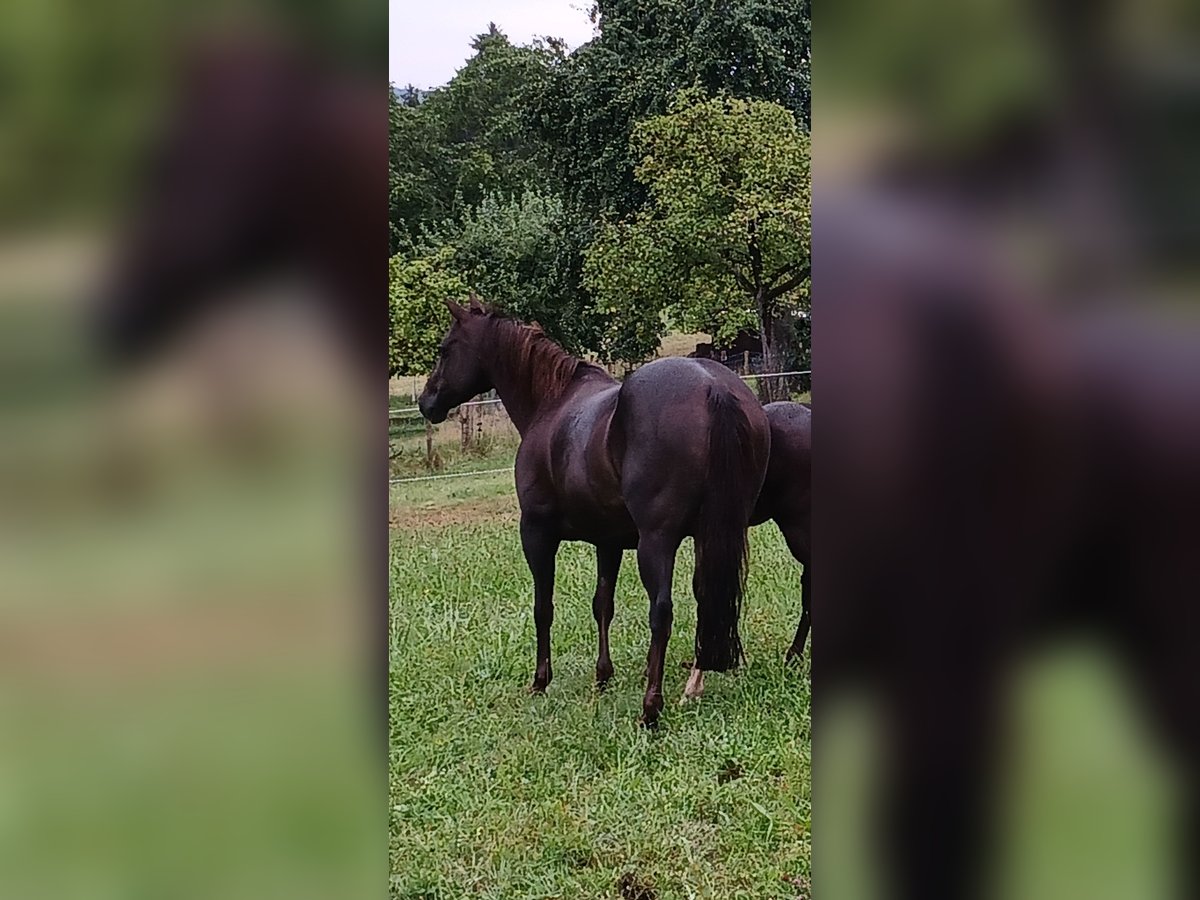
717, 759, 744, 784
389, 494, 519, 529
617, 871, 658, 900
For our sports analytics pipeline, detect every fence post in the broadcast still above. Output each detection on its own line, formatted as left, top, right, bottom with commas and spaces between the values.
743, 350, 750, 375
425, 420, 433, 469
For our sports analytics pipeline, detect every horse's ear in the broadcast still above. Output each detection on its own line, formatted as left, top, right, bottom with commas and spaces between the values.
445, 297, 468, 322
467, 292, 486, 314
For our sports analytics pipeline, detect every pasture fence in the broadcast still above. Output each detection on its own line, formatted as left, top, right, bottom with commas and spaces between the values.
390, 369, 809, 486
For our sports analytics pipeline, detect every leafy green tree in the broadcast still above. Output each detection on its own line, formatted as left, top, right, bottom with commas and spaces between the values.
585, 90, 810, 385
533, 0, 810, 220
389, 27, 559, 253
445, 191, 605, 356
388, 246, 468, 376
521, 0, 811, 363
387, 7, 813, 369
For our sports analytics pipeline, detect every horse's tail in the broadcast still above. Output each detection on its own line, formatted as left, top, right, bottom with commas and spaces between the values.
694, 387, 761, 671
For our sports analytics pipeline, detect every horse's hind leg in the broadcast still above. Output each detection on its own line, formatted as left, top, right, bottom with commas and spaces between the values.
520, 516, 561, 693
681, 570, 706, 701
786, 564, 811, 663
636, 530, 682, 726
780, 520, 811, 664
592, 544, 622, 689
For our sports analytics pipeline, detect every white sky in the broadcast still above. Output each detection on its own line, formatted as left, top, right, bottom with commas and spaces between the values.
389, 0, 597, 89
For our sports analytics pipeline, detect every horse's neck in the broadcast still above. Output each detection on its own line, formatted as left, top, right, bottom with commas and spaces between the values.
487, 364, 551, 438
486, 332, 584, 437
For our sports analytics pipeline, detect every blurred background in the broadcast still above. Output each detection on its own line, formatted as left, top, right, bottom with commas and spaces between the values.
0, 1, 383, 898
816, 0, 1198, 898
3, 0, 1199, 897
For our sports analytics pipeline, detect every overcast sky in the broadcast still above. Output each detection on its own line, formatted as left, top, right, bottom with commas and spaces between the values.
390, 0, 597, 89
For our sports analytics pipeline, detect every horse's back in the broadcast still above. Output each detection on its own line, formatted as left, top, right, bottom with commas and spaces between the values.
753, 401, 812, 531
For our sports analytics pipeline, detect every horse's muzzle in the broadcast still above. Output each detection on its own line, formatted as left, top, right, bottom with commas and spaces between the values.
417, 392, 447, 424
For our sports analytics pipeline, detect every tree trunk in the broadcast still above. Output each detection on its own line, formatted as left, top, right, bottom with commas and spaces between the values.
756, 292, 784, 402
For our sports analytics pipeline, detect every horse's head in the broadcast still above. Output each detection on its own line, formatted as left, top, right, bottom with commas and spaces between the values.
93, 40, 310, 366
417, 296, 493, 423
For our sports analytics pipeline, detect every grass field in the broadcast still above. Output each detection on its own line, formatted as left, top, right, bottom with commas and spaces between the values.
389, 481, 810, 900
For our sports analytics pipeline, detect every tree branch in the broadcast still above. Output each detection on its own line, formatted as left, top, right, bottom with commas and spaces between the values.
749, 217, 763, 293
718, 248, 756, 294
766, 264, 810, 301
766, 261, 805, 285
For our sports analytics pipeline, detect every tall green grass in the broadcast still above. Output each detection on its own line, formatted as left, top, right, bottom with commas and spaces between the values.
390, 521, 810, 899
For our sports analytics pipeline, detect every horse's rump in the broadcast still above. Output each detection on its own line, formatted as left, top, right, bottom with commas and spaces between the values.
613, 358, 770, 670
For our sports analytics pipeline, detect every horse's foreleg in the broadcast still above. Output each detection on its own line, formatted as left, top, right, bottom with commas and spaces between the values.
520, 517, 560, 693
635, 531, 681, 726
593, 544, 622, 690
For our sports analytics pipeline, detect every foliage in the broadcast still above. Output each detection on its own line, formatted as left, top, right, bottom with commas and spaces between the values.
388, 246, 467, 376
585, 90, 811, 369
441, 191, 604, 357
532, 0, 811, 220
389, 7, 813, 367
389, 27, 559, 253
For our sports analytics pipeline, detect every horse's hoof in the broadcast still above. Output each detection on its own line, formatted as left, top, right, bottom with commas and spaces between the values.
595, 662, 614, 690
528, 681, 548, 695
640, 693, 663, 726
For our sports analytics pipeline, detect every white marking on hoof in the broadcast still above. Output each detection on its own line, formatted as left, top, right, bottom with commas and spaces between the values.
681, 666, 705, 703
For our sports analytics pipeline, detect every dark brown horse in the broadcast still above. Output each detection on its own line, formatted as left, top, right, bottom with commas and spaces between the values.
683, 400, 811, 698
94, 37, 382, 381
821, 184, 1200, 899
418, 298, 771, 725
754, 401, 812, 662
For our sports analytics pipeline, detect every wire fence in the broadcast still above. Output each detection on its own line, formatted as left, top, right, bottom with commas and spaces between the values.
390, 466, 513, 485
390, 369, 810, 419
390, 369, 809, 487
389, 396, 502, 420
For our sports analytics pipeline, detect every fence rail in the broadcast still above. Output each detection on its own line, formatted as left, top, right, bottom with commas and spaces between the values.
390, 466, 513, 485
389, 397, 503, 420
388, 370, 810, 420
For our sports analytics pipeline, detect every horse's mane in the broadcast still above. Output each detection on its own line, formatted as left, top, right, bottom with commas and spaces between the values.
486, 312, 606, 404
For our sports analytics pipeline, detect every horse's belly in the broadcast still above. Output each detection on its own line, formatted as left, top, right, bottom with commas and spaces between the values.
559, 509, 636, 546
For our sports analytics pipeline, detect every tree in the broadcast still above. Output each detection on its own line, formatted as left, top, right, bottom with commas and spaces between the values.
389, 28, 559, 253
532, 0, 810, 221
446, 191, 605, 356
524, 0, 811, 364
386, 7, 813, 369
585, 90, 810, 388
388, 246, 468, 376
